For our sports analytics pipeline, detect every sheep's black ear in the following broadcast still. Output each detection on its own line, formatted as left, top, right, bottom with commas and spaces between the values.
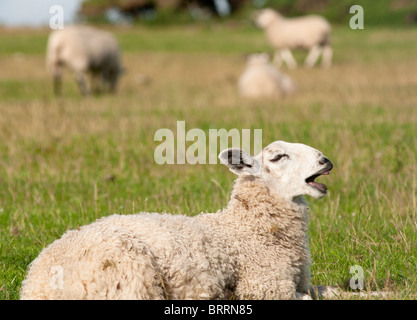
219, 148, 261, 176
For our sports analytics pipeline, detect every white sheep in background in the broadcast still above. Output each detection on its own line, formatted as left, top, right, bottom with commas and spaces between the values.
254, 8, 332, 69
238, 52, 296, 99
46, 25, 123, 96
20, 140, 337, 300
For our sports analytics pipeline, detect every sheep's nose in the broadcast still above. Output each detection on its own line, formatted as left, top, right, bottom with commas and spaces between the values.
319, 157, 330, 165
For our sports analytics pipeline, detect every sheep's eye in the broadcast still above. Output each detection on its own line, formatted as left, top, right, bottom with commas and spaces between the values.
270, 154, 288, 162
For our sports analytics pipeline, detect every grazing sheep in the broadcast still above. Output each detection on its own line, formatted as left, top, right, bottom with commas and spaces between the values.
46, 25, 123, 96
238, 52, 296, 99
21, 140, 334, 300
254, 8, 332, 69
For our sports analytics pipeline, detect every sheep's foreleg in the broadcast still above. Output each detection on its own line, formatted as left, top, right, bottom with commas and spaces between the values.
309, 285, 341, 299
304, 45, 323, 68
296, 292, 312, 300
309, 285, 391, 299
75, 71, 89, 96
53, 67, 62, 96
280, 49, 297, 69
321, 45, 333, 68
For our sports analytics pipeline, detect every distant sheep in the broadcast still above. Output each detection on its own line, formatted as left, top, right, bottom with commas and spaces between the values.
21, 140, 335, 300
46, 25, 123, 95
254, 8, 332, 69
238, 52, 296, 99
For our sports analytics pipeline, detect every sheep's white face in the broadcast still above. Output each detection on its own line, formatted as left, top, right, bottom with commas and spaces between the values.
254, 9, 280, 29
219, 141, 333, 201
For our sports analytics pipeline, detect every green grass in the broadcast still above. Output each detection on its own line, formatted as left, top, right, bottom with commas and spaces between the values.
0, 23, 417, 300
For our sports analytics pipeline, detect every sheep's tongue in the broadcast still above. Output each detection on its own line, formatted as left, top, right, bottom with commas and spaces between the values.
308, 181, 327, 192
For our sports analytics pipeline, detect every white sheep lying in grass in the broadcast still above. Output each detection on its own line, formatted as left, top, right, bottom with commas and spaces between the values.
238, 52, 296, 99
46, 25, 123, 95
21, 140, 336, 300
254, 8, 332, 69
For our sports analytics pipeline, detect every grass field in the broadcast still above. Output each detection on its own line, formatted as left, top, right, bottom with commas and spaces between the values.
0, 22, 417, 300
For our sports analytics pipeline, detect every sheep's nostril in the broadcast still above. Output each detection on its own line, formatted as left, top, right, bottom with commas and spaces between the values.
319, 157, 330, 165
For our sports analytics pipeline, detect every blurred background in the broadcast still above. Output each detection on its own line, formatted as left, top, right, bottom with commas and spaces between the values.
1, 0, 417, 27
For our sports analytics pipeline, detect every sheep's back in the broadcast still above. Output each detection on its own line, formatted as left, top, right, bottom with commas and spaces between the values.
267, 15, 331, 49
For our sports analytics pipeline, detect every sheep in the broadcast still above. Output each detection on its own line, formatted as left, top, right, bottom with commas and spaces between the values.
20, 140, 335, 300
46, 25, 123, 96
254, 8, 332, 69
238, 52, 296, 99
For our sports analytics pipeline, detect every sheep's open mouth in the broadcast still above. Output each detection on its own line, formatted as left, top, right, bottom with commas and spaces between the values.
305, 169, 331, 193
